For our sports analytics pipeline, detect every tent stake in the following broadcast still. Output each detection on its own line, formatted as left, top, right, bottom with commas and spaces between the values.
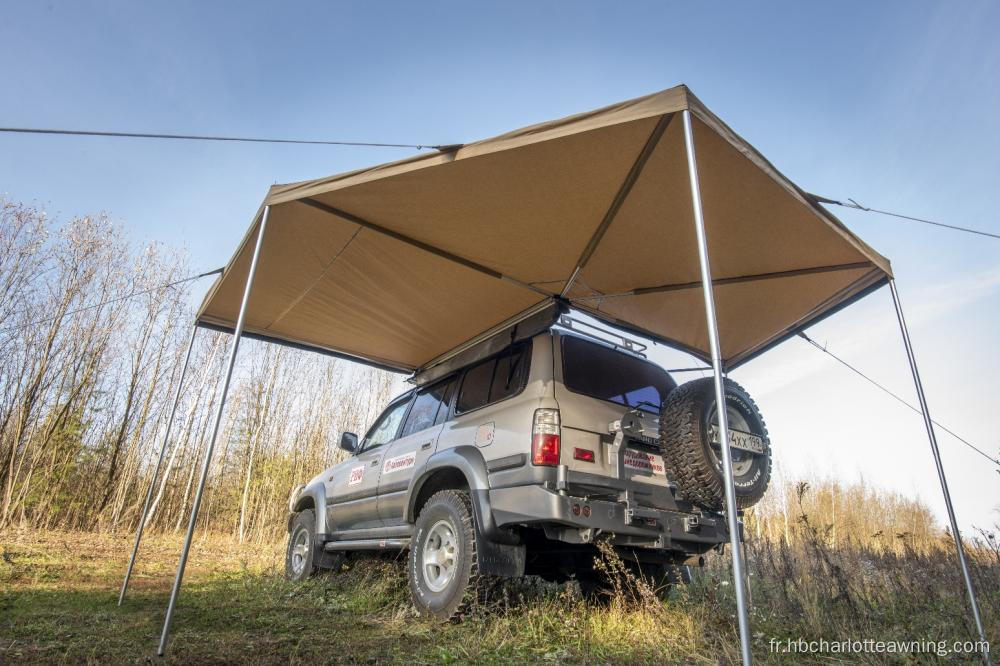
118, 323, 198, 606
682, 109, 753, 666
889, 279, 991, 663
157, 206, 270, 656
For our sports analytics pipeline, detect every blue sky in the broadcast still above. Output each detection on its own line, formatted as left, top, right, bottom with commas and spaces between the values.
2, 1, 998, 529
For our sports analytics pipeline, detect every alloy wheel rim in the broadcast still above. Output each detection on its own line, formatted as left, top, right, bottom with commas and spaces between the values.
291, 528, 309, 575
422, 519, 459, 592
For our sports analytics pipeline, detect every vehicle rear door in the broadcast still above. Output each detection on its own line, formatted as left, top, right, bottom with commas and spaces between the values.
377, 377, 458, 526
326, 393, 412, 533
555, 334, 675, 490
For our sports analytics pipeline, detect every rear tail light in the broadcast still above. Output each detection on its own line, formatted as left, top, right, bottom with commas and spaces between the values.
573, 447, 595, 463
531, 408, 561, 466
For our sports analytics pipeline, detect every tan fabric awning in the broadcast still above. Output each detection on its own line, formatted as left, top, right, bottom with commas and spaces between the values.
197, 85, 891, 372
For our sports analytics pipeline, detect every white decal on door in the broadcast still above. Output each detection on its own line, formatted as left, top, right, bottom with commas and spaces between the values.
382, 451, 417, 475
475, 422, 495, 447
347, 465, 365, 486
623, 449, 666, 476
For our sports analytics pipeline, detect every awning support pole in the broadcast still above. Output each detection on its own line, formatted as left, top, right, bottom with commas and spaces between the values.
889, 279, 991, 661
157, 206, 270, 656
118, 323, 198, 606
682, 109, 753, 666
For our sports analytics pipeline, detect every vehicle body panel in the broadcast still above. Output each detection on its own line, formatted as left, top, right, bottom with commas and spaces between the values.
377, 423, 444, 525
292, 326, 729, 560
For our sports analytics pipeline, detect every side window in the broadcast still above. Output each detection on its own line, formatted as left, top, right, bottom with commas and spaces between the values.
455, 342, 530, 414
401, 378, 455, 437
361, 398, 410, 451
456, 359, 494, 414
491, 345, 528, 403
434, 378, 457, 425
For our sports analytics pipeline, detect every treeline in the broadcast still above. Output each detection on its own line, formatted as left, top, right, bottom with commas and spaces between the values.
746, 477, 948, 555
0, 200, 400, 541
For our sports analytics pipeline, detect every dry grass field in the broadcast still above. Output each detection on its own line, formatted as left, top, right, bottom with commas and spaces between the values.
2, 504, 997, 665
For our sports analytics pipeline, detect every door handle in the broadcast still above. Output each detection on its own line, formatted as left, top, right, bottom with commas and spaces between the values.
370, 460, 379, 467
420, 442, 432, 451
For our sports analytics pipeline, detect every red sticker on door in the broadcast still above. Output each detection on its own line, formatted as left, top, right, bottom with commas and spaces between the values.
382, 451, 417, 475
347, 465, 365, 486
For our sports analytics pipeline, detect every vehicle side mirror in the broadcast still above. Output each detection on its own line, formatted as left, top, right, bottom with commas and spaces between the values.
339, 432, 359, 453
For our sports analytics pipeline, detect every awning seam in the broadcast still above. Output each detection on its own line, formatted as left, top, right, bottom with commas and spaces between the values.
560, 112, 675, 297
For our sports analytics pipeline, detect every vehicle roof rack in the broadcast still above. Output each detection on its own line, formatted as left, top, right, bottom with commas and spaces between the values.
555, 314, 648, 357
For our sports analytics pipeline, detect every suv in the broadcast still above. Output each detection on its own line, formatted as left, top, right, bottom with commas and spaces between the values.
286, 320, 772, 618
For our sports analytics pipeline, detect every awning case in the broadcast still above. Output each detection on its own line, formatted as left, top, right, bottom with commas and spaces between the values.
197, 85, 891, 373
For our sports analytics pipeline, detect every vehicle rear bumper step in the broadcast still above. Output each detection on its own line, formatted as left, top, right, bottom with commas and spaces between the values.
323, 537, 410, 551
488, 484, 728, 548
564, 468, 679, 507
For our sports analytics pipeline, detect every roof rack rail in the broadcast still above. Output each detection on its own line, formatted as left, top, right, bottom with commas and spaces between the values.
555, 315, 648, 357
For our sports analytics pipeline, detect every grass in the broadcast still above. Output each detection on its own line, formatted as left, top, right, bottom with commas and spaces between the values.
0, 529, 719, 665
1, 521, 996, 664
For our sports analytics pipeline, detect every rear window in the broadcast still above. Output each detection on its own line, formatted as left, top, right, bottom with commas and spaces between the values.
561, 336, 675, 413
455, 342, 530, 414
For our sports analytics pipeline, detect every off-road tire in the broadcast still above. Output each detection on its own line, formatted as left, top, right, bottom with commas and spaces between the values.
577, 559, 690, 600
408, 489, 481, 621
661, 562, 692, 587
660, 377, 771, 510
285, 509, 319, 582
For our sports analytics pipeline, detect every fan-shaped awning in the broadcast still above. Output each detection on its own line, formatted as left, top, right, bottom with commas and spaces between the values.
197, 84, 890, 373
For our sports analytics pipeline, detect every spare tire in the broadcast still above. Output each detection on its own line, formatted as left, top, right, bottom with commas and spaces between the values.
659, 377, 771, 510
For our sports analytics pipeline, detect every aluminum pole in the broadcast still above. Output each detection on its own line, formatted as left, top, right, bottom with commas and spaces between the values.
158, 207, 269, 656
889, 279, 991, 661
118, 324, 198, 606
682, 109, 753, 666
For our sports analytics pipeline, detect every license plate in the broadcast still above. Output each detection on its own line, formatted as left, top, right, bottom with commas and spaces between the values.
623, 448, 667, 476
708, 425, 765, 454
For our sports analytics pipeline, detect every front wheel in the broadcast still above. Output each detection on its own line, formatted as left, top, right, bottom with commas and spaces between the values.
408, 489, 482, 620
285, 509, 319, 581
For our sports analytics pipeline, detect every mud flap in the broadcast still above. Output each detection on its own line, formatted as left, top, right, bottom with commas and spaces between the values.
471, 488, 525, 577
476, 533, 525, 578
314, 549, 342, 569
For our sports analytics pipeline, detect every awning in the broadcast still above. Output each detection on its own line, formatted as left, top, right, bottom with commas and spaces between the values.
196, 84, 891, 373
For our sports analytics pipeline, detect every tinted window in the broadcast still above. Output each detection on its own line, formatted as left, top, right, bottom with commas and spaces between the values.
456, 342, 530, 414
434, 379, 457, 425
561, 336, 675, 413
456, 360, 493, 414
491, 345, 529, 403
361, 398, 410, 450
401, 379, 455, 437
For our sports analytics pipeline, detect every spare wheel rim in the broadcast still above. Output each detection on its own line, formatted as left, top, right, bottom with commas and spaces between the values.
708, 405, 755, 477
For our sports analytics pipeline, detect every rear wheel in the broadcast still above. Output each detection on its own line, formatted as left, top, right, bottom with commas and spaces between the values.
659, 561, 692, 587
408, 489, 481, 620
578, 554, 691, 599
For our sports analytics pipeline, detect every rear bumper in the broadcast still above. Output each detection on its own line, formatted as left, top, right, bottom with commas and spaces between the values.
489, 484, 730, 551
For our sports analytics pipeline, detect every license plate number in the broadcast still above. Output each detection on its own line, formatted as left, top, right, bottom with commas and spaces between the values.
708, 425, 764, 454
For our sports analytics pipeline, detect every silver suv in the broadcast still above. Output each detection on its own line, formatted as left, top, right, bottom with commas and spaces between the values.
286, 320, 772, 618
